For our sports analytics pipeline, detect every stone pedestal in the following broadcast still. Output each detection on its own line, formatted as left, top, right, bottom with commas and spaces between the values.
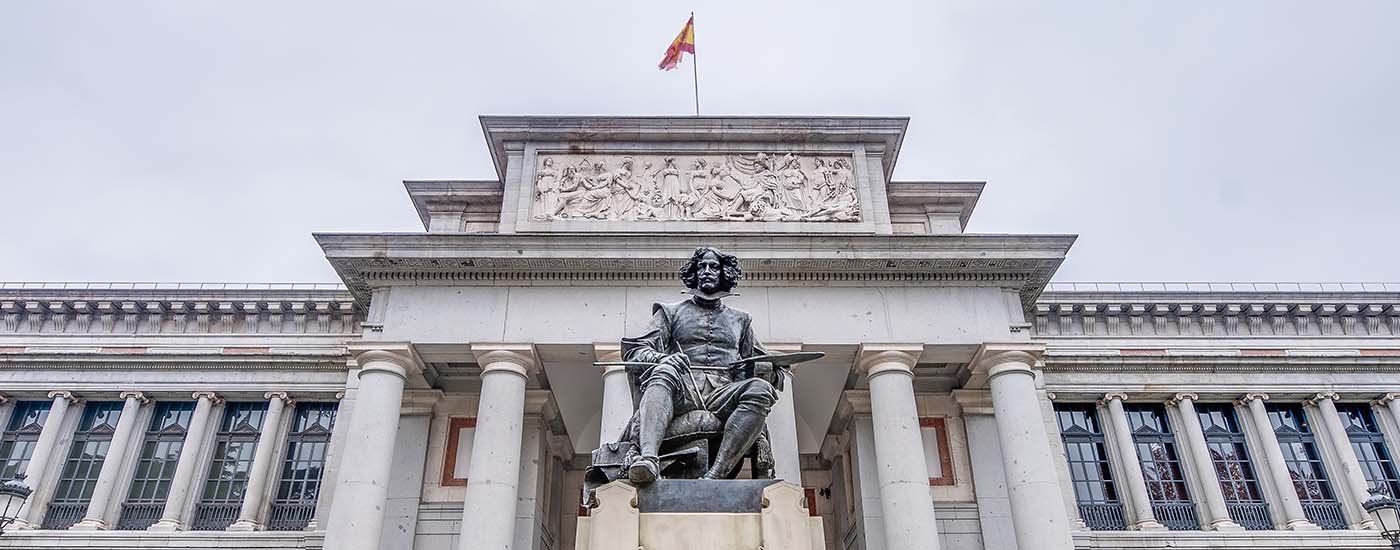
575, 480, 824, 550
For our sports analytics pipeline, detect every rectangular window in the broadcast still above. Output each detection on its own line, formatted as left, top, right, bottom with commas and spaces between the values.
1196, 404, 1271, 530
1124, 405, 1197, 530
43, 402, 124, 529
0, 401, 52, 480
1055, 403, 1126, 530
1336, 404, 1400, 497
192, 402, 266, 530
117, 401, 195, 530
268, 402, 337, 531
1268, 404, 1345, 529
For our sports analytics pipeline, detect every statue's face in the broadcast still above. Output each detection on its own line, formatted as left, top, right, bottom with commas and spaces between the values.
695, 252, 723, 293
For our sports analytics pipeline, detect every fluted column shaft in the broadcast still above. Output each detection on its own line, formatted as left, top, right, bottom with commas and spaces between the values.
983, 350, 1074, 550
150, 391, 220, 531
1240, 393, 1315, 529
229, 392, 292, 531
1168, 393, 1240, 530
72, 392, 148, 530
14, 391, 79, 528
858, 347, 940, 550
1102, 393, 1163, 530
459, 347, 536, 550
324, 348, 416, 550
1308, 392, 1373, 526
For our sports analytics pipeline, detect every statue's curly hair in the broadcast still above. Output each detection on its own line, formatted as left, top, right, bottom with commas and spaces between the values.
678, 246, 742, 292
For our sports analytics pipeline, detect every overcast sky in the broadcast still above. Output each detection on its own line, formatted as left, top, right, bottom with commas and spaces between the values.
2, 1, 1397, 284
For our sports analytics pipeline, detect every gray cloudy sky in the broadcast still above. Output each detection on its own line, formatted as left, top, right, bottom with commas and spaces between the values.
3, 1, 1397, 284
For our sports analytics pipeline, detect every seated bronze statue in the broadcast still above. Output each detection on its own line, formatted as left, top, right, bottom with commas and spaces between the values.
585, 247, 821, 494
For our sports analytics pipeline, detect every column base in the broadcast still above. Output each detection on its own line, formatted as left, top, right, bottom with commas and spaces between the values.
68, 518, 108, 531
1284, 519, 1322, 531
1132, 519, 1168, 531
1208, 519, 1245, 532
147, 519, 185, 532
226, 519, 262, 531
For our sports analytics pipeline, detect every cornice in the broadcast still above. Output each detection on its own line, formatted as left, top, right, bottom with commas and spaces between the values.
1041, 354, 1400, 374
0, 295, 361, 336
1032, 298, 1400, 339
0, 353, 348, 371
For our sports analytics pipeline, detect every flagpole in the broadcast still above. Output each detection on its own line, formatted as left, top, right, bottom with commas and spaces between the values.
691, 12, 700, 116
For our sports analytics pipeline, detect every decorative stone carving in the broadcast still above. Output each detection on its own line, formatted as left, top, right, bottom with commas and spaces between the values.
532, 153, 861, 222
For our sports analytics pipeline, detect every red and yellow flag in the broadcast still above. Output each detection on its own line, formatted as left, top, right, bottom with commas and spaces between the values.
658, 16, 695, 71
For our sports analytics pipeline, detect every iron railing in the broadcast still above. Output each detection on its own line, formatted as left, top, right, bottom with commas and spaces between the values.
1226, 502, 1273, 530
1152, 502, 1200, 531
267, 502, 316, 531
191, 502, 241, 531
115, 502, 164, 531
1302, 502, 1347, 530
40, 502, 87, 530
1078, 503, 1127, 530
1045, 282, 1400, 293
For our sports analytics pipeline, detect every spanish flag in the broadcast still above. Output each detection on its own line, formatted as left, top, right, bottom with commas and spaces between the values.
658, 16, 695, 71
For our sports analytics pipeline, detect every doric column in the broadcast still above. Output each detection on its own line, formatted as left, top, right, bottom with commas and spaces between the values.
974, 344, 1074, 550
13, 391, 80, 529
459, 344, 538, 550
765, 343, 803, 483
1238, 393, 1317, 530
150, 391, 221, 531
1100, 392, 1164, 530
72, 391, 149, 530
228, 391, 293, 531
324, 344, 422, 550
855, 345, 940, 550
1305, 392, 1373, 527
1167, 393, 1241, 530
594, 343, 633, 444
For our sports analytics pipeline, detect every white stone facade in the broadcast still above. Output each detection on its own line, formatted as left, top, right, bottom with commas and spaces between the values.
0, 117, 1396, 550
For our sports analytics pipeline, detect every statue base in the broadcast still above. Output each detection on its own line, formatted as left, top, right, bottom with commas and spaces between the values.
576, 479, 825, 550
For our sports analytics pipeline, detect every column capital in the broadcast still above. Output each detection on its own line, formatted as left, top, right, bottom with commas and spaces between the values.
192, 391, 224, 404
0, 392, 9, 404
963, 342, 1045, 389
471, 343, 539, 377
1166, 393, 1199, 407
1373, 393, 1400, 406
349, 342, 426, 381
264, 391, 293, 406
119, 391, 150, 404
854, 344, 921, 379
1236, 392, 1269, 406
843, 390, 872, 415
1303, 392, 1340, 406
47, 390, 80, 403
593, 342, 623, 363
1099, 392, 1128, 405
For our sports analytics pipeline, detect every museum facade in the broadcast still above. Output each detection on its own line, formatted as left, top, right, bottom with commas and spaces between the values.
0, 116, 1397, 550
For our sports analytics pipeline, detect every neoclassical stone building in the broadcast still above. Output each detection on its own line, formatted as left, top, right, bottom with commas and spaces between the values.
0, 116, 1397, 550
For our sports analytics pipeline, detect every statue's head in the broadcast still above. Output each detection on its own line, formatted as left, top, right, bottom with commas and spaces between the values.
678, 246, 742, 294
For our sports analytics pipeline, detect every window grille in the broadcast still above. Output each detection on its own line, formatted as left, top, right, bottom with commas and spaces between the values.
1268, 404, 1345, 529
1337, 404, 1400, 497
268, 402, 337, 531
1195, 404, 1271, 530
43, 401, 124, 529
116, 401, 195, 530
192, 402, 265, 530
1055, 403, 1126, 530
0, 401, 51, 480
1124, 405, 1198, 530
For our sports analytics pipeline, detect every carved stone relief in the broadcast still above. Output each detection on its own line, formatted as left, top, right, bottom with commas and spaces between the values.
531, 153, 861, 222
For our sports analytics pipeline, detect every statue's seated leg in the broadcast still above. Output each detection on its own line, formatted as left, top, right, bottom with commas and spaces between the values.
630, 363, 688, 484
700, 377, 778, 480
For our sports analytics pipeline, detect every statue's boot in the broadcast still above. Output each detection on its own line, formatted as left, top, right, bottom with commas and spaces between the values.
700, 410, 766, 480
629, 385, 671, 484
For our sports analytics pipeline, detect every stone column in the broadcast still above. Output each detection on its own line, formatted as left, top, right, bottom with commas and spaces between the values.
1238, 393, 1317, 530
150, 391, 221, 531
767, 368, 803, 483
324, 345, 421, 550
1379, 393, 1400, 434
1306, 392, 1374, 527
1167, 393, 1242, 531
73, 391, 149, 530
976, 345, 1074, 550
13, 391, 80, 529
855, 345, 940, 550
594, 344, 633, 444
1100, 392, 1164, 530
229, 391, 293, 531
459, 344, 537, 550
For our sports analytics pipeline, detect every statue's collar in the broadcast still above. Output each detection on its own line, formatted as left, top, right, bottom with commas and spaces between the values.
684, 288, 735, 306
